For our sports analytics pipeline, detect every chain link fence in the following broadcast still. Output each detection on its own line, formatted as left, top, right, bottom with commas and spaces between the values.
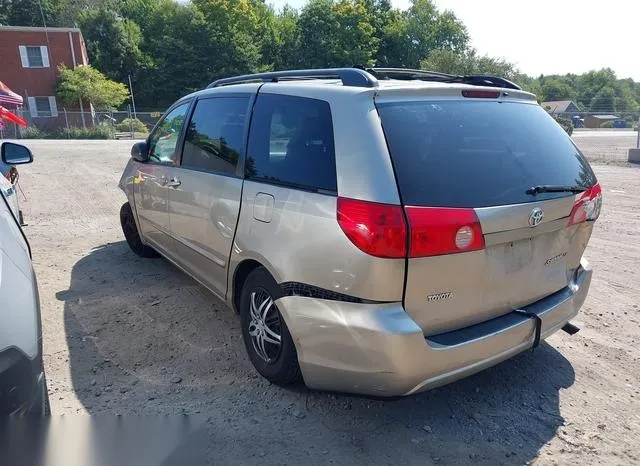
0, 108, 164, 140
1, 106, 638, 142
548, 111, 640, 130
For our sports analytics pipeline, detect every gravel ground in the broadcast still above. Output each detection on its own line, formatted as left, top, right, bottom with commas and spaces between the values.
572, 130, 638, 163
9, 138, 640, 464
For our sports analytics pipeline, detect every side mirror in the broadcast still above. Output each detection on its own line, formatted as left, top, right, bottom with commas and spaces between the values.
1, 142, 33, 165
131, 141, 149, 162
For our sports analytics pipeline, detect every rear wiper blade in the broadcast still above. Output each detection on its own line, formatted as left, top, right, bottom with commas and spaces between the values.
526, 185, 587, 195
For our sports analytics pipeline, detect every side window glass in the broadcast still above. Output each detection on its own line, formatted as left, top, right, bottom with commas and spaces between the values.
148, 102, 190, 164
181, 97, 249, 175
246, 94, 337, 193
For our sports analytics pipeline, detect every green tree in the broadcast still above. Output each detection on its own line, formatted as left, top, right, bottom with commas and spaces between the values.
420, 48, 521, 83
589, 86, 616, 112
374, 7, 409, 66
269, 6, 301, 70
135, 0, 211, 107
403, 0, 468, 68
78, 9, 147, 84
537, 77, 577, 102
56, 65, 129, 110
192, 0, 267, 77
296, 0, 378, 68
527, 68, 640, 112
0, 0, 59, 26
120, 0, 162, 26
12, 0, 631, 114
53, 0, 122, 26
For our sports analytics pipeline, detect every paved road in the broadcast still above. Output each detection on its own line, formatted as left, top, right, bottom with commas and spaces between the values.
8, 140, 640, 465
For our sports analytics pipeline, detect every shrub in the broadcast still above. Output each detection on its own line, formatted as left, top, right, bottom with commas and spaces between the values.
94, 122, 115, 138
600, 120, 614, 128
51, 123, 114, 139
116, 118, 148, 133
553, 115, 574, 135
20, 126, 47, 139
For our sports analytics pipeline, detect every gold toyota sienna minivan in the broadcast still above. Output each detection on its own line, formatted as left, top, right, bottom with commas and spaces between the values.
118, 68, 601, 396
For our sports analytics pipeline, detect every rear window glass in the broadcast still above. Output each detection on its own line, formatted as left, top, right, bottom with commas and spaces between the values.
246, 93, 337, 193
377, 100, 597, 208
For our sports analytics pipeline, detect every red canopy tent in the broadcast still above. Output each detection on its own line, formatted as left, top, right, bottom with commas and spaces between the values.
0, 105, 27, 127
0, 80, 23, 106
0, 80, 27, 127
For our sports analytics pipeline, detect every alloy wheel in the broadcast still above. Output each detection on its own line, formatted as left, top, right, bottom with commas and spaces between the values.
248, 288, 282, 363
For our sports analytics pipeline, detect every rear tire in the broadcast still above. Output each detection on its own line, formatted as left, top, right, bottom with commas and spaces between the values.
120, 202, 159, 258
239, 267, 301, 385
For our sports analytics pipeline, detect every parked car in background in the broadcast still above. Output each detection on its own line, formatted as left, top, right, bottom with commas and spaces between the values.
0, 142, 49, 415
119, 67, 600, 397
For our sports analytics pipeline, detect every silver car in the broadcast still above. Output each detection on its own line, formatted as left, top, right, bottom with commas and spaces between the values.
118, 68, 601, 397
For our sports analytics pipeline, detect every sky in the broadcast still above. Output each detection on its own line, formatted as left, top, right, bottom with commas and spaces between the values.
268, 0, 640, 80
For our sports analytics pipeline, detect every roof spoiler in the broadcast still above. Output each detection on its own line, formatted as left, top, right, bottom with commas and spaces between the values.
363, 67, 522, 90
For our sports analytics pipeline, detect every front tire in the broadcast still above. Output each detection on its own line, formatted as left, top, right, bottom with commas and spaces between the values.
29, 374, 50, 416
120, 202, 158, 258
239, 268, 301, 385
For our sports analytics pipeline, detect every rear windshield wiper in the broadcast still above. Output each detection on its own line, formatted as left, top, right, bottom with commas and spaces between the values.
526, 185, 587, 195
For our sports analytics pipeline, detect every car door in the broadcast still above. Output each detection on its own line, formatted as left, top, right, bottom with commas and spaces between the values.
0, 174, 18, 218
167, 95, 250, 298
134, 101, 191, 255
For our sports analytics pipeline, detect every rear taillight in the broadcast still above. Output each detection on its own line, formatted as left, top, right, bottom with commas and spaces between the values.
405, 207, 485, 257
567, 183, 602, 226
337, 197, 407, 258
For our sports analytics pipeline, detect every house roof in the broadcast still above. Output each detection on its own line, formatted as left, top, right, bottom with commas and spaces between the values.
542, 100, 578, 113
0, 26, 82, 33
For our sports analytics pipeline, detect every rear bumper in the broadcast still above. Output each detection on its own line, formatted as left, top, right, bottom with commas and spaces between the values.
276, 258, 592, 397
0, 345, 46, 415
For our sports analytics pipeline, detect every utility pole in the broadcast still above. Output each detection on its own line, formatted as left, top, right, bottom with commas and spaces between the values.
128, 75, 137, 120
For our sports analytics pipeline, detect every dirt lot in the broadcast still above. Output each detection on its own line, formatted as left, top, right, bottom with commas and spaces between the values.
10, 138, 640, 464
572, 129, 637, 163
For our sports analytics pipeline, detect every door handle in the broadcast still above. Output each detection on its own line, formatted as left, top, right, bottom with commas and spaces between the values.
167, 178, 181, 188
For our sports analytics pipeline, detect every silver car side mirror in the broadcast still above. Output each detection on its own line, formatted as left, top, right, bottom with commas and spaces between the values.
1, 142, 33, 165
131, 141, 149, 162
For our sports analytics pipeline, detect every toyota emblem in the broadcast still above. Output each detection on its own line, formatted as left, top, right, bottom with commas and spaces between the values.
528, 207, 544, 227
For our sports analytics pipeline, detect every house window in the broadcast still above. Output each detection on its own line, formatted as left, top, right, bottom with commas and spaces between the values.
28, 97, 58, 118
26, 47, 43, 67
19, 45, 50, 68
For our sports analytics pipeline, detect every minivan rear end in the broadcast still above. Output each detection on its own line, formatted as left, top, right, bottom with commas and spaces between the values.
376, 87, 600, 336
275, 83, 599, 396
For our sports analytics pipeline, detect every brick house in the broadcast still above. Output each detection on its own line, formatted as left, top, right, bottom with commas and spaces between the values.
0, 26, 89, 131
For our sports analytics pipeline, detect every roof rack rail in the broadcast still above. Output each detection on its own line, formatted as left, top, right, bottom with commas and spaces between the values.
362, 67, 522, 90
208, 68, 378, 89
